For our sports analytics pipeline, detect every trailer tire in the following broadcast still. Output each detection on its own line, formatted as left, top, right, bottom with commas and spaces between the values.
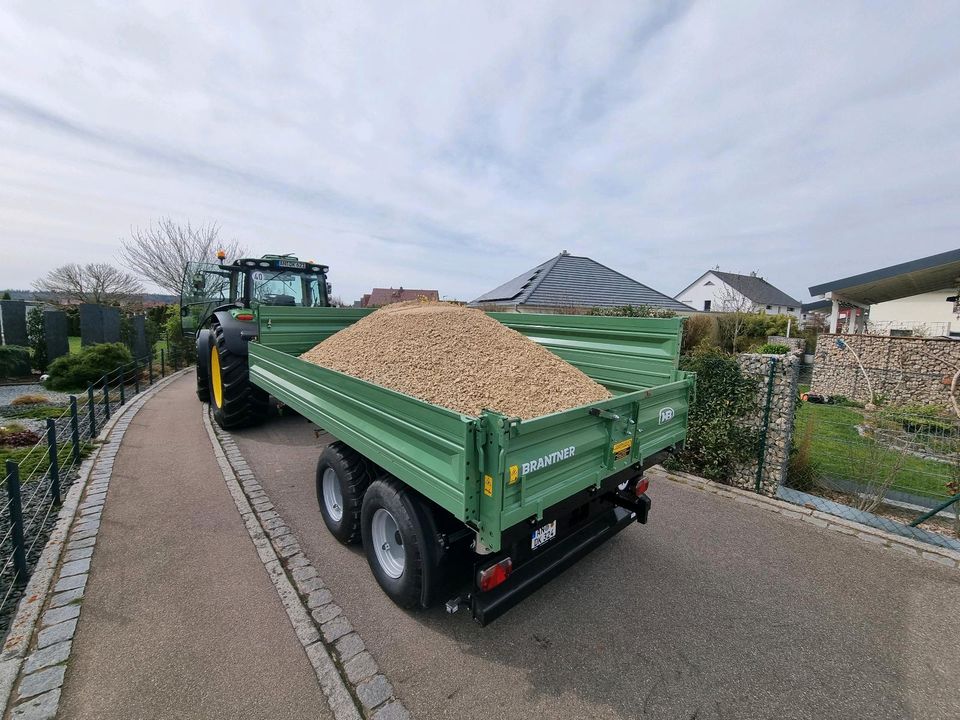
316, 442, 373, 544
209, 321, 268, 429
361, 477, 433, 609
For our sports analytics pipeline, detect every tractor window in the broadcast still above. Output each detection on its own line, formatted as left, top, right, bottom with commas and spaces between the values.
180, 262, 233, 334
252, 271, 325, 307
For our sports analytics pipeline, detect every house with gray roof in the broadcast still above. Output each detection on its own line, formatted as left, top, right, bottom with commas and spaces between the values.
469, 252, 694, 313
675, 270, 801, 317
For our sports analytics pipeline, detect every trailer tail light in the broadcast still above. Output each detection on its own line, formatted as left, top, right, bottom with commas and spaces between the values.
236, 313, 255, 321
478, 558, 512, 592
635, 477, 649, 497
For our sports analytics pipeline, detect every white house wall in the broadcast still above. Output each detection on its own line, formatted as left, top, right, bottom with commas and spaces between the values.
675, 272, 800, 317
869, 288, 957, 336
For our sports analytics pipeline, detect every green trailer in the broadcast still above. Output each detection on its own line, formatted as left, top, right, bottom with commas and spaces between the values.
242, 306, 693, 624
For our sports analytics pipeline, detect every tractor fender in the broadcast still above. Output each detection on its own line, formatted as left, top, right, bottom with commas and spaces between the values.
210, 310, 252, 357
196, 328, 213, 374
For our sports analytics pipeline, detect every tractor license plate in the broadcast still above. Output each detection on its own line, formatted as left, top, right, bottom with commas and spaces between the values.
531, 521, 557, 550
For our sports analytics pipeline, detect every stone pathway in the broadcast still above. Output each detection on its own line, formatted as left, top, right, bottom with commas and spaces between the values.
19, 375, 333, 719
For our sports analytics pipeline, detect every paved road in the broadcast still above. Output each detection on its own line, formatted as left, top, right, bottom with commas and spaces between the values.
232, 411, 960, 720
59, 377, 331, 720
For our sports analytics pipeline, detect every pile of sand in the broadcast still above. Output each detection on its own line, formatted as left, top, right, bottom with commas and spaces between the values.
299, 302, 611, 419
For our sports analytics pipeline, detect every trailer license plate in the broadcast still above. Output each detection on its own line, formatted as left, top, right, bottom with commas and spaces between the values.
531, 521, 557, 550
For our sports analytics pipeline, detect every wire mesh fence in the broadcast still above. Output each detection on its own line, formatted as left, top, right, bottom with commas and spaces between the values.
0, 347, 192, 638
782, 397, 960, 551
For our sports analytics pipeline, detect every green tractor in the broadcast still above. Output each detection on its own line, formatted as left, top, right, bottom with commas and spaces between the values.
180, 253, 330, 428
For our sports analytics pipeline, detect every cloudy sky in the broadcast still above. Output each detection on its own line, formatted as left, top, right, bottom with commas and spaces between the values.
1, 1, 958, 303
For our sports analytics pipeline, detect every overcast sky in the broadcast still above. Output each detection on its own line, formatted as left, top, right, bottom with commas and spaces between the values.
1, 2, 958, 303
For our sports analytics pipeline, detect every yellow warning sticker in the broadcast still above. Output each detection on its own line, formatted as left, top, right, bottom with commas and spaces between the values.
509, 465, 519, 484
483, 475, 494, 496
612, 439, 632, 461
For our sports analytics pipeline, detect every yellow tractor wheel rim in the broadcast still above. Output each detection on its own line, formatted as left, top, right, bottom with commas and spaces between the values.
210, 346, 223, 408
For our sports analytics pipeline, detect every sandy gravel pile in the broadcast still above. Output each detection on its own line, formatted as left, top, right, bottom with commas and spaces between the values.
300, 302, 611, 419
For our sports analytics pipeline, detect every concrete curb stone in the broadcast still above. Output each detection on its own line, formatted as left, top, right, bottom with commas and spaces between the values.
205, 408, 411, 720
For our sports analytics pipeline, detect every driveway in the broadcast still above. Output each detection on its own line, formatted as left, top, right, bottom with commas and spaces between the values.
231, 411, 960, 720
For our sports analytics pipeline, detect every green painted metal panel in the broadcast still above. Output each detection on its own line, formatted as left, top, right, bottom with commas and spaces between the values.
489, 312, 685, 392
249, 306, 693, 552
249, 343, 477, 522
257, 306, 375, 355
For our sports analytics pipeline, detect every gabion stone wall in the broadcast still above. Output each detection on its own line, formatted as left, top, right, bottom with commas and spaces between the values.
767, 335, 805, 352
730, 352, 801, 496
810, 333, 960, 407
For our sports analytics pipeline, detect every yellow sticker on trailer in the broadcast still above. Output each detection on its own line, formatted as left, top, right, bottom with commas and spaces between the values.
483, 475, 494, 496
509, 465, 519, 484
612, 439, 632, 461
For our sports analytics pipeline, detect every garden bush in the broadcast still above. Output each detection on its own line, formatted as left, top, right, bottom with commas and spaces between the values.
756, 343, 790, 355
681, 314, 717, 355
27, 306, 47, 372
46, 342, 132, 391
666, 347, 760, 482
0, 346, 31, 378
589, 304, 677, 318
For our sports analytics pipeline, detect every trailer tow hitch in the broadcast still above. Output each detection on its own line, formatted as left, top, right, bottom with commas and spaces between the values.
605, 492, 651, 523
445, 595, 471, 614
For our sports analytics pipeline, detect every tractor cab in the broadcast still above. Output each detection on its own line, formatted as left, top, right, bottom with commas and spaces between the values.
180, 254, 329, 335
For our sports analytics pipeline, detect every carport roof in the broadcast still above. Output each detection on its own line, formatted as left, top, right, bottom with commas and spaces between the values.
808, 248, 960, 305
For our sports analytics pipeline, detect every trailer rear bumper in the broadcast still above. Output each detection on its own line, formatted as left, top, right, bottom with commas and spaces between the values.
470, 498, 646, 626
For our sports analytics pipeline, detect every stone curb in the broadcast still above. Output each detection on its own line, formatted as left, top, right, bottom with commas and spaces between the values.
203, 410, 410, 720
0, 369, 191, 720
648, 465, 960, 570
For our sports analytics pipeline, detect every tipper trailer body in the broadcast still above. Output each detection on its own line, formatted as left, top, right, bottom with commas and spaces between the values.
243, 306, 693, 623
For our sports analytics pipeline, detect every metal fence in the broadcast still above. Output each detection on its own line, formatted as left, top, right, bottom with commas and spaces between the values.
0, 346, 190, 637
782, 399, 960, 551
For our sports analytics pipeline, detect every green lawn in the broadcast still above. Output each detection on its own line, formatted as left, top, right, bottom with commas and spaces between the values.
796, 402, 955, 499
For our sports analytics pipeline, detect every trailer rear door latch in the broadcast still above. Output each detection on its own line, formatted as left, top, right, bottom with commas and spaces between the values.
589, 408, 621, 421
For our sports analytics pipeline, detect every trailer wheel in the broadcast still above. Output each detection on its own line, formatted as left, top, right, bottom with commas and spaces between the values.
361, 477, 433, 609
316, 442, 373, 544
209, 321, 268, 429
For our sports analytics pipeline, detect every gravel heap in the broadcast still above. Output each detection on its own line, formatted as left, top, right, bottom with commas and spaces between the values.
300, 302, 611, 419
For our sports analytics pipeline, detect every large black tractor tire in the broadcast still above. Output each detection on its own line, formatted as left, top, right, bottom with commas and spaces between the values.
315, 442, 375, 544
361, 477, 439, 609
208, 321, 268, 429
195, 332, 211, 402
195, 365, 209, 402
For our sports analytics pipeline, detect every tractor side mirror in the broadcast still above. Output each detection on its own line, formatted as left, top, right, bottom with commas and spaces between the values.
193, 273, 206, 290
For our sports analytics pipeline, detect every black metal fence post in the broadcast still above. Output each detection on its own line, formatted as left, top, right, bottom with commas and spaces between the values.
87, 384, 98, 438
119, 369, 126, 406
69, 396, 81, 464
46, 418, 62, 505
134, 360, 141, 395
161, 349, 166, 378
103, 377, 111, 421
5, 461, 27, 585
148, 356, 154, 386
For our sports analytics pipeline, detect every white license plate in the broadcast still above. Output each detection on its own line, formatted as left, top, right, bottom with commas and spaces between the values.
531, 521, 557, 550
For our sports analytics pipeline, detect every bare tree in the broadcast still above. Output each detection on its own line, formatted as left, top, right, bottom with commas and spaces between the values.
33, 263, 144, 305
715, 279, 757, 352
119, 218, 247, 296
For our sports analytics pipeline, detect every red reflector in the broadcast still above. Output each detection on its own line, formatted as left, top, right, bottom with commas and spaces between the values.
635, 477, 650, 497
236, 313, 255, 321
478, 558, 512, 592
